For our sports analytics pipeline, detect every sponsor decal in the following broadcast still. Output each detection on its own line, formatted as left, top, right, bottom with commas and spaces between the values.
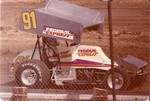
15, 55, 30, 63
77, 49, 98, 56
42, 26, 74, 40
60, 50, 72, 58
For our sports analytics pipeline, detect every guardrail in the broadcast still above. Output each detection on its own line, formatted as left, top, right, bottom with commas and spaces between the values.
0, 87, 149, 101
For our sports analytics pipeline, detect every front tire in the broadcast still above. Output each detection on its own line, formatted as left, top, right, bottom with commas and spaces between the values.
15, 59, 50, 88
104, 68, 131, 90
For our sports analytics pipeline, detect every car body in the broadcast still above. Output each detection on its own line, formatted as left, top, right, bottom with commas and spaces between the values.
10, 0, 148, 90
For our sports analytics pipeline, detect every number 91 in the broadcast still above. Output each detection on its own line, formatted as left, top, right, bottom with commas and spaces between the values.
22, 11, 37, 30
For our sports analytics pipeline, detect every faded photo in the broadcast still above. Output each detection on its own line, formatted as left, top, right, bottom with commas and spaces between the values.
0, 0, 150, 101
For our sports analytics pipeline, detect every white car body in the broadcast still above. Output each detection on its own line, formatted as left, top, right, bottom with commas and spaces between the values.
11, 45, 118, 85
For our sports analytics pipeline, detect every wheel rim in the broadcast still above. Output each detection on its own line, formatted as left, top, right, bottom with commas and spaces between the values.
107, 73, 124, 90
21, 69, 37, 86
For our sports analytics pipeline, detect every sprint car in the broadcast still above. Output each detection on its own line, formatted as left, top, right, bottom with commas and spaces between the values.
10, 0, 148, 90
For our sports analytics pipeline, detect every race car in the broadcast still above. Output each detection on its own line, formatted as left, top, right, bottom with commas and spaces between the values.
10, 0, 148, 90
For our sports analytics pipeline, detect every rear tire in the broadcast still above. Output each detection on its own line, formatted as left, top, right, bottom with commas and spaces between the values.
104, 68, 131, 90
15, 59, 50, 88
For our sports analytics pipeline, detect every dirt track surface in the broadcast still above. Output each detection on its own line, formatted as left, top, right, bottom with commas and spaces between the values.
0, 1, 150, 95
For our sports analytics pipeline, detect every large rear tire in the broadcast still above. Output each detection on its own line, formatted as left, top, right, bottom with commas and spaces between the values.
15, 59, 50, 88
104, 68, 131, 90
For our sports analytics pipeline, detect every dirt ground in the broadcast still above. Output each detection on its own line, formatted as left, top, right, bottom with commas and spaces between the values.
0, 0, 150, 95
